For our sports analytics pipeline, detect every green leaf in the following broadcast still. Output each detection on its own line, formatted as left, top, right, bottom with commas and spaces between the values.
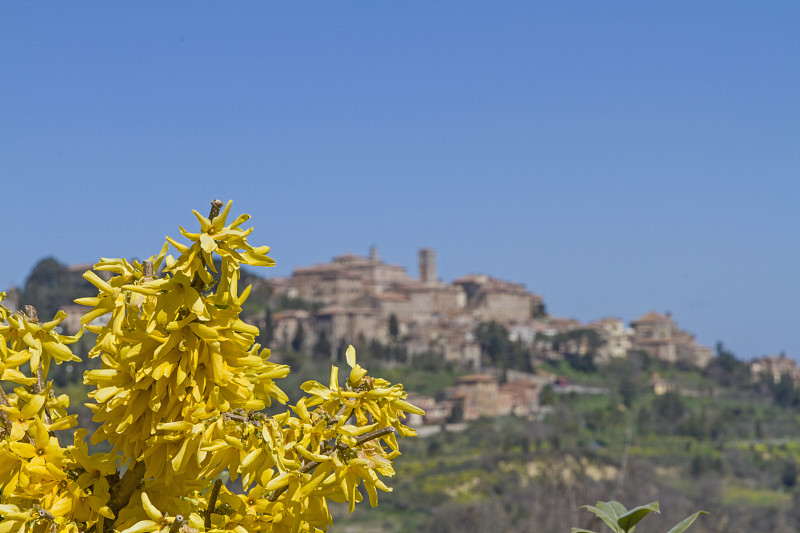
571, 529, 597, 533
665, 511, 708, 533
598, 501, 628, 522
617, 501, 660, 532
583, 503, 625, 533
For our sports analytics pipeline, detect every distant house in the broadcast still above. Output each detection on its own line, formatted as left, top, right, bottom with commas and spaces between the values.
631, 311, 712, 368
498, 379, 541, 416
587, 317, 633, 363
650, 373, 677, 395
451, 374, 500, 420
750, 354, 800, 385
447, 373, 544, 421
453, 274, 542, 324
314, 305, 379, 346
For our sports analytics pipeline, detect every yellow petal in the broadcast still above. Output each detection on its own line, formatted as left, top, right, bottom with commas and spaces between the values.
157, 421, 193, 431
83, 271, 113, 293
120, 520, 160, 533
200, 233, 217, 253
141, 492, 162, 521
165, 235, 189, 253
211, 200, 233, 231
264, 472, 290, 492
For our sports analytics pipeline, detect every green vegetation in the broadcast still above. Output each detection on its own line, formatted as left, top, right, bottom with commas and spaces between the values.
321, 345, 800, 532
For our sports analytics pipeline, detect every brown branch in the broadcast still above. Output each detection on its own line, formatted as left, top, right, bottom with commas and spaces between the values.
362, 426, 394, 443
34, 506, 55, 523
23, 305, 38, 322
168, 515, 185, 533
222, 412, 260, 426
267, 426, 396, 502
208, 199, 224, 221
34, 366, 54, 429
142, 260, 154, 281
34, 366, 47, 396
107, 461, 146, 524
205, 479, 223, 528
328, 404, 349, 427
222, 410, 271, 428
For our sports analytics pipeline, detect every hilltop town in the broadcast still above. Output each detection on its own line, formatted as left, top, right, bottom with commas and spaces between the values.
240, 246, 794, 424
262, 246, 714, 368
4, 250, 798, 426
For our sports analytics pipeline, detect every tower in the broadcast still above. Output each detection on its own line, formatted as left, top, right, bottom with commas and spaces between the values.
369, 245, 380, 262
418, 248, 436, 284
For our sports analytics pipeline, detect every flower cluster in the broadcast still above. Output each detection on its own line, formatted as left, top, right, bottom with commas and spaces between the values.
0, 201, 423, 532
0, 293, 116, 532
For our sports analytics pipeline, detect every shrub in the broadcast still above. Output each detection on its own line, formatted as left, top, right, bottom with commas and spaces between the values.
0, 200, 422, 532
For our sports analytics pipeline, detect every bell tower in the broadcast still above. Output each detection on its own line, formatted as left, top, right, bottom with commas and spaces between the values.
418, 248, 436, 284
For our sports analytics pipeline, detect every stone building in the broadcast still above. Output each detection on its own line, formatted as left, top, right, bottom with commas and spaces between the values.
268, 246, 544, 367
355, 290, 413, 324
289, 264, 364, 306
750, 354, 800, 385
451, 374, 500, 420
587, 317, 633, 363
631, 311, 713, 368
313, 305, 381, 346
448, 373, 545, 421
453, 274, 542, 324
497, 379, 541, 416
391, 279, 466, 324
290, 249, 410, 307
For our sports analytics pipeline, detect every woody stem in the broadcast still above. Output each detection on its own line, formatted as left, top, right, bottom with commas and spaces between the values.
205, 479, 223, 528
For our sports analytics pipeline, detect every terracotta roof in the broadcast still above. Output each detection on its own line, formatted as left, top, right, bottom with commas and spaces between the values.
273, 309, 310, 320
454, 274, 528, 294
632, 311, 670, 324
547, 317, 582, 328
453, 274, 489, 284
292, 264, 344, 274
332, 253, 371, 264
499, 380, 538, 392
371, 291, 409, 302
316, 305, 376, 317
588, 316, 623, 326
316, 305, 349, 315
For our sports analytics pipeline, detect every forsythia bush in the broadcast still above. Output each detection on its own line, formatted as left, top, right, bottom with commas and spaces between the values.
0, 200, 423, 533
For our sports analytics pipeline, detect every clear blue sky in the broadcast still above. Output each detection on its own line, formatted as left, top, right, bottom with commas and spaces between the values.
2, 3, 798, 360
